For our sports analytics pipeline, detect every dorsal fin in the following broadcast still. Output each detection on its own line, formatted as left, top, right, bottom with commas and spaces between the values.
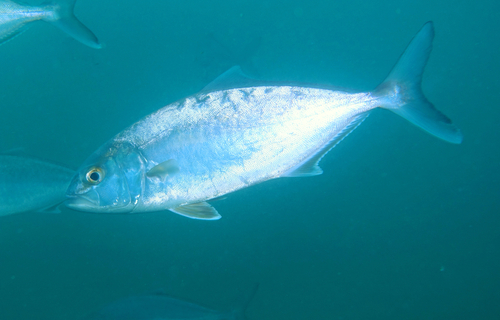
202, 66, 258, 92
1, 147, 26, 155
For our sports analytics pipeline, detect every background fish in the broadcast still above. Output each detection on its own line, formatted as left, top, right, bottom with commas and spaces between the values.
0, 0, 100, 48
82, 285, 258, 320
0, 154, 74, 216
65, 22, 462, 220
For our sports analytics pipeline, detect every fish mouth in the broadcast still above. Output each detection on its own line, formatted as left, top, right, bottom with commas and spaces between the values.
64, 194, 99, 212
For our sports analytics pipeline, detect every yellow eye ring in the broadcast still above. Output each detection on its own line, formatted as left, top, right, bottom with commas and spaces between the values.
86, 167, 104, 185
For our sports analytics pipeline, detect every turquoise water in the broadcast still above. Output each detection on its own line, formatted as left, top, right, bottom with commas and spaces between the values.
1, 0, 499, 319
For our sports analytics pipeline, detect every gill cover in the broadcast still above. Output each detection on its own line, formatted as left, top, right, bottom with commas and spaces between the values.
65, 142, 145, 213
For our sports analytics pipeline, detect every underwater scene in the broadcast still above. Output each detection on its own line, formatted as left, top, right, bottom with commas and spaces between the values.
0, 0, 499, 319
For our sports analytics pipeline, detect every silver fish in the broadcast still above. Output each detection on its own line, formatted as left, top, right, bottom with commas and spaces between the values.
0, 0, 100, 48
0, 154, 74, 216
82, 287, 257, 320
66, 22, 462, 220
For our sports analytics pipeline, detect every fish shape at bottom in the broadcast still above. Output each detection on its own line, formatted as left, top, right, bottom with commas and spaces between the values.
82, 285, 258, 320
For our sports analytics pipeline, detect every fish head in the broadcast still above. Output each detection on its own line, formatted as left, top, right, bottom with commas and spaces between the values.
65, 141, 146, 213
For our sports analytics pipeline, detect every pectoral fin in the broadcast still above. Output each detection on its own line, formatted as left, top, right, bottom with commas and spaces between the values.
146, 159, 180, 181
169, 202, 221, 220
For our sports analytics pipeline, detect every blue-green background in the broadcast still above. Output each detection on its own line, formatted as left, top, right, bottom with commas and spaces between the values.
1, 0, 499, 319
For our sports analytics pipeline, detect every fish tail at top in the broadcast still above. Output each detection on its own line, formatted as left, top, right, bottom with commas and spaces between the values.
44, 0, 101, 49
374, 21, 463, 144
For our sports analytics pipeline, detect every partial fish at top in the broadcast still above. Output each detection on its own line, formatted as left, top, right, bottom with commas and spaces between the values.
65, 22, 462, 220
0, 0, 100, 48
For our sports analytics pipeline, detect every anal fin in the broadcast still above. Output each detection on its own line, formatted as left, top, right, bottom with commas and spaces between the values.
283, 164, 323, 177
283, 113, 369, 177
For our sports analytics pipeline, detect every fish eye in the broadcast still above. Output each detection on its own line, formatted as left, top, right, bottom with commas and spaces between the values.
86, 167, 104, 184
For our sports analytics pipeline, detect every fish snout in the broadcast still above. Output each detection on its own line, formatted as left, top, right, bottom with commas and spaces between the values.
64, 191, 100, 212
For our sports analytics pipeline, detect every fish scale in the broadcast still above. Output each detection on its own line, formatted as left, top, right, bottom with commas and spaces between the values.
137, 88, 368, 202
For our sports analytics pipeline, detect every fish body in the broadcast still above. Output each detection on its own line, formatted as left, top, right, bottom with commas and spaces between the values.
82, 294, 237, 320
0, 154, 74, 216
66, 22, 462, 219
0, 1, 47, 35
0, 0, 100, 48
83, 285, 259, 320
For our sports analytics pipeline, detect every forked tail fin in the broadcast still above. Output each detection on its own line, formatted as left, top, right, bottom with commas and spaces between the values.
374, 21, 463, 144
44, 0, 101, 49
